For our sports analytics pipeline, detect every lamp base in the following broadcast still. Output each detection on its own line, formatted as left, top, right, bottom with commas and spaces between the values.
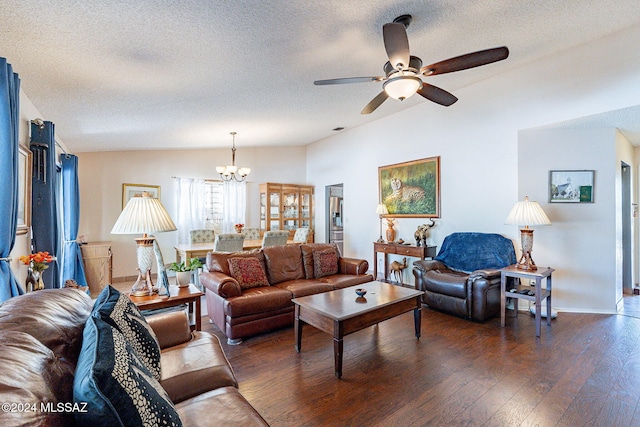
130, 268, 156, 296
377, 236, 385, 243
516, 250, 537, 271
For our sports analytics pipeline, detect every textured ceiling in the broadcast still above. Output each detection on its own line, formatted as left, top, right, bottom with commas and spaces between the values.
0, 0, 639, 152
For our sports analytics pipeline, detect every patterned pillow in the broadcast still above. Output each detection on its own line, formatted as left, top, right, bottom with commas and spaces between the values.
313, 248, 338, 278
93, 286, 161, 380
228, 257, 270, 289
74, 316, 182, 426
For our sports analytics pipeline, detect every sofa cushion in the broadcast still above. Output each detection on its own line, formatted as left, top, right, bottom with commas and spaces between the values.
300, 243, 339, 279
74, 315, 183, 427
0, 330, 72, 426
313, 248, 339, 278
262, 244, 305, 285
207, 250, 264, 276
175, 387, 269, 426
318, 274, 374, 289
93, 285, 162, 380
274, 279, 334, 298
223, 286, 294, 317
228, 256, 270, 289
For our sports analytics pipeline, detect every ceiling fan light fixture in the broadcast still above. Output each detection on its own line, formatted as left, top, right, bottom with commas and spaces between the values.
383, 75, 422, 100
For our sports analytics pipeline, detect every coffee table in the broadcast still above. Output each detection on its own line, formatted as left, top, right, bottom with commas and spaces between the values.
128, 284, 204, 331
292, 281, 424, 378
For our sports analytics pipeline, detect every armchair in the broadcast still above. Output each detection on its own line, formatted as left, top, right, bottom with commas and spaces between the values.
412, 232, 516, 321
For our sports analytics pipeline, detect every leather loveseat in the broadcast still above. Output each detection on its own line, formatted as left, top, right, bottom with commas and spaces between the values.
0, 287, 269, 427
200, 243, 373, 344
412, 232, 517, 321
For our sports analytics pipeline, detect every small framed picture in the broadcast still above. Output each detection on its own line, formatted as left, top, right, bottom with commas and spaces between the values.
122, 183, 161, 208
549, 170, 594, 203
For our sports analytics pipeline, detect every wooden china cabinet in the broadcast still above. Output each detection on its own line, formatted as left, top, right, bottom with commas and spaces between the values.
259, 183, 314, 241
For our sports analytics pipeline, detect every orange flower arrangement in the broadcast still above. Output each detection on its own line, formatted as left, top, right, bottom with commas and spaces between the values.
20, 251, 53, 273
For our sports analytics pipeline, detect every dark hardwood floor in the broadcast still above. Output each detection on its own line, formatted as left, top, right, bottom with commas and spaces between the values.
201, 297, 640, 427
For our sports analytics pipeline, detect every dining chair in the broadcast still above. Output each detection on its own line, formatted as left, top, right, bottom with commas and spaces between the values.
293, 227, 311, 243
213, 233, 245, 252
242, 227, 261, 240
190, 229, 216, 243
261, 230, 290, 248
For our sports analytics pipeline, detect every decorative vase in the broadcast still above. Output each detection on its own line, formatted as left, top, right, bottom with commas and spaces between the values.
385, 219, 396, 243
26, 268, 44, 292
176, 271, 191, 288
235, 226, 243, 234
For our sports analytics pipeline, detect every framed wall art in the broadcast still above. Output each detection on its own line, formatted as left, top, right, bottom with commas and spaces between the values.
378, 156, 440, 218
17, 145, 32, 235
122, 183, 161, 208
549, 170, 594, 203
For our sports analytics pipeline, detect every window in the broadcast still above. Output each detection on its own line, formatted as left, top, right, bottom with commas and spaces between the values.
204, 180, 223, 230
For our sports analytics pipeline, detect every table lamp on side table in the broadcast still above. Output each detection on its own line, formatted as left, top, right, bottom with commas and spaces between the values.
376, 203, 389, 243
505, 196, 551, 271
111, 192, 177, 296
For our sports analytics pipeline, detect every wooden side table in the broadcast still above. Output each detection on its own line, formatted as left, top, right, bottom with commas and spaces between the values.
128, 284, 204, 331
500, 265, 555, 337
373, 242, 437, 284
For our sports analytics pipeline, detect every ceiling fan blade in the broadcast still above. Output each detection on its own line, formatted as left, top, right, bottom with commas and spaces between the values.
417, 83, 458, 106
314, 76, 383, 85
361, 91, 389, 114
421, 46, 509, 76
383, 22, 410, 70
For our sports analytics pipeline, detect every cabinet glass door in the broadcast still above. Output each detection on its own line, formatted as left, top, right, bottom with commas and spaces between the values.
270, 193, 280, 219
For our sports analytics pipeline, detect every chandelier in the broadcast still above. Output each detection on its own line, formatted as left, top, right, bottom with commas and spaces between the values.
216, 131, 251, 182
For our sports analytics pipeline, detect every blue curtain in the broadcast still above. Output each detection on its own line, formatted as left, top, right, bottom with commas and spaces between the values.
0, 58, 23, 302
30, 121, 59, 288
60, 154, 87, 287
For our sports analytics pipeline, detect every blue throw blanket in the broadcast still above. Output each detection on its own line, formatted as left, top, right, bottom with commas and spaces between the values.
435, 232, 516, 273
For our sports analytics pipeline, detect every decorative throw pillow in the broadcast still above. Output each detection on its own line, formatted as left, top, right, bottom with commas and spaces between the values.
313, 248, 338, 278
74, 316, 182, 427
93, 286, 161, 380
228, 257, 270, 289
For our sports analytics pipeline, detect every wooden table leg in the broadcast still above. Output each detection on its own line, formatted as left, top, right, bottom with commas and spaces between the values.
195, 296, 202, 331
500, 272, 506, 327
294, 305, 302, 352
534, 277, 542, 337
334, 321, 343, 379
414, 298, 421, 339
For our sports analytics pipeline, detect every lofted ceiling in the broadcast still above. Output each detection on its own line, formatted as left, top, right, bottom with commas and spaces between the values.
0, 0, 639, 152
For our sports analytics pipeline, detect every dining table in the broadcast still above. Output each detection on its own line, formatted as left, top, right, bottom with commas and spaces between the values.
174, 239, 295, 263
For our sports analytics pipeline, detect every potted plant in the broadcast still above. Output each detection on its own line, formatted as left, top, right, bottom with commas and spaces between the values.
169, 258, 203, 288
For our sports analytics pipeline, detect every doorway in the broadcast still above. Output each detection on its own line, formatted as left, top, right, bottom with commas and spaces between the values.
621, 162, 632, 294
326, 184, 343, 256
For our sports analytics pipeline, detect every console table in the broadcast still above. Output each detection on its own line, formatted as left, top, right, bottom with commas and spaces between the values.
373, 242, 437, 284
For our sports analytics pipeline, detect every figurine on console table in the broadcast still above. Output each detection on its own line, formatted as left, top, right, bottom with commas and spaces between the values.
414, 219, 436, 247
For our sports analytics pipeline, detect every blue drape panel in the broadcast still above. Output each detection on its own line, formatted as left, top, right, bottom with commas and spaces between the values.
0, 58, 23, 302
30, 121, 59, 288
60, 154, 87, 287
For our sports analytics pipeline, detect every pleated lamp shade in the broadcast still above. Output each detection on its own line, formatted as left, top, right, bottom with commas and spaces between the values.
376, 203, 389, 215
111, 192, 177, 235
505, 196, 551, 227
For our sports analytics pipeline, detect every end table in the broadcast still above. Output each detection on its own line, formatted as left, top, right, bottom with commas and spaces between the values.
500, 265, 555, 337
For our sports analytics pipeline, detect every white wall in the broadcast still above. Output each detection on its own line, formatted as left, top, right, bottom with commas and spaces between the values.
77, 146, 307, 278
306, 24, 640, 309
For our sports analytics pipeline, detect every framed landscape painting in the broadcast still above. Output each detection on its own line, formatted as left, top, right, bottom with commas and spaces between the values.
122, 183, 161, 208
378, 156, 440, 218
549, 170, 594, 203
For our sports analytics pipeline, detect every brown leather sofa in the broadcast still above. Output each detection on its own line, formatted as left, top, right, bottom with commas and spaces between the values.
0, 288, 269, 426
200, 243, 373, 344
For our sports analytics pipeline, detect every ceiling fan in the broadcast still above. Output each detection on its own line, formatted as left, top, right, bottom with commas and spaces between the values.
314, 15, 509, 114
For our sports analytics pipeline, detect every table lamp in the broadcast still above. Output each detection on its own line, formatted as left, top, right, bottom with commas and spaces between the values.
505, 196, 551, 271
376, 203, 388, 242
111, 192, 177, 296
